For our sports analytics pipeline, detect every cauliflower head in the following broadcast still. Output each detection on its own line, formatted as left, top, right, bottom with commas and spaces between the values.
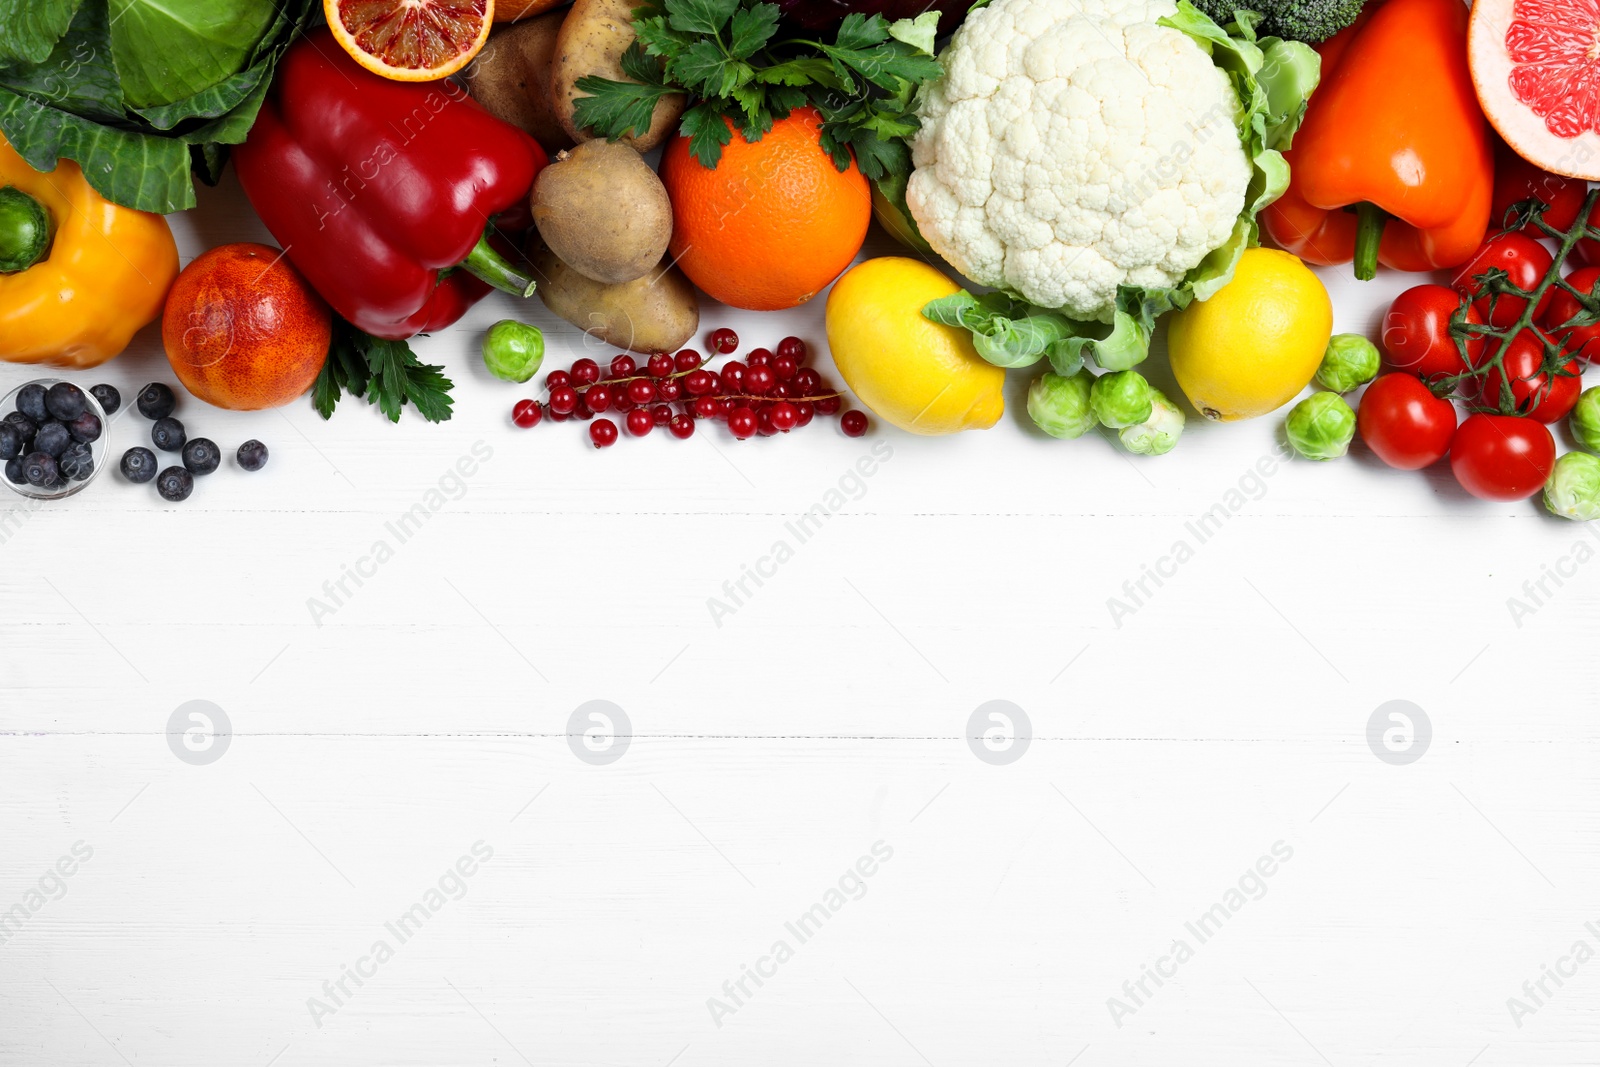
907, 0, 1255, 321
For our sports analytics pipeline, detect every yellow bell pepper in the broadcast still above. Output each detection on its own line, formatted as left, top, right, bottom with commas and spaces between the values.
0, 132, 179, 368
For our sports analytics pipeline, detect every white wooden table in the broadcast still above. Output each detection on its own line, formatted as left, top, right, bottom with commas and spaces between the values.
2, 172, 1597, 1066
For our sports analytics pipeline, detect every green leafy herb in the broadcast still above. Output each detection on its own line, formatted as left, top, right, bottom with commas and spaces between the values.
571, 0, 941, 179
315, 319, 456, 424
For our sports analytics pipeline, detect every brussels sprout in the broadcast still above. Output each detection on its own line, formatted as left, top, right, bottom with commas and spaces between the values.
1119, 388, 1184, 456
1285, 391, 1355, 460
1027, 370, 1096, 439
482, 320, 545, 383
1090, 370, 1152, 429
1315, 333, 1380, 393
1571, 387, 1600, 453
1544, 452, 1600, 521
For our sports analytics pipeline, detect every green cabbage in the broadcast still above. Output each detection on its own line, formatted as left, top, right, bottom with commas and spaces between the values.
921, 2, 1320, 376
0, 0, 316, 212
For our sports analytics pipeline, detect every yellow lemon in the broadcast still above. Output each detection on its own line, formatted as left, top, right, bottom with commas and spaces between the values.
1167, 248, 1333, 422
825, 257, 1005, 434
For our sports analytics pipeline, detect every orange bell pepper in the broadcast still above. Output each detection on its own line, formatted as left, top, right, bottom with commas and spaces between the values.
0, 132, 179, 368
1261, 0, 1493, 280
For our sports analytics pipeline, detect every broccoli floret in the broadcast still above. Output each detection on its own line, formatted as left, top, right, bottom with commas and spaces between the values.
1187, 0, 1367, 43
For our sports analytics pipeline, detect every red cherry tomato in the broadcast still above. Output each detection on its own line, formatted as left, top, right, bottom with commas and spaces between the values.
1449, 414, 1556, 501
1474, 327, 1581, 423
1382, 285, 1485, 381
1573, 198, 1600, 268
1451, 233, 1556, 328
1539, 266, 1600, 363
1357, 373, 1458, 470
1490, 149, 1586, 237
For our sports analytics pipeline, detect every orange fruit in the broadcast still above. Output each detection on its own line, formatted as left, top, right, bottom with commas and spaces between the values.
494, 0, 564, 20
162, 244, 333, 411
325, 0, 493, 81
660, 107, 870, 311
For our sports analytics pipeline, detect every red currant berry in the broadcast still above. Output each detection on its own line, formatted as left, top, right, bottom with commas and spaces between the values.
549, 385, 578, 414
675, 349, 703, 372
657, 378, 682, 401
512, 399, 542, 428
612, 393, 635, 414
549, 407, 571, 422
571, 358, 600, 385
684, 369, 715, 396
794, 401, 815, 426
720, 362, 746, 392
669, 414, 695, 439
590, 418, 618, 447
648, 404, 671, 426
583, 384, 612, 412
546, 369, 571, 390
728, 407, 757, 439
769, 401, 798, 432
771, 382, 792, 398
776, 336, 806, 362
793, 368, 822, 394
772, 354, 798, 380
816, 394, 842, 416
627, 379, 656, 404
747, 348, 772, 367
626, 409, 653, 436
745, 365, 776, 395
575, 405, 594, 420
647, 354, 674, 377
757, 407, 779, 435
840, 410, 868, 437
715, 397, 733, 417
708, 328, 738, 354
693, 396, 719, 420
611, 355, 636, 377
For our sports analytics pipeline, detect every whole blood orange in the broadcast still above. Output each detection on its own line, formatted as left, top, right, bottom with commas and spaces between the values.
660, 107, 870, 311
162, 243, 333, 411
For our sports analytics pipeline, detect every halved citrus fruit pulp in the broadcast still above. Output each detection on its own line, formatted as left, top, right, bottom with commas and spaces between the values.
1471, 0, 1600, 179
325, 0, 493, 81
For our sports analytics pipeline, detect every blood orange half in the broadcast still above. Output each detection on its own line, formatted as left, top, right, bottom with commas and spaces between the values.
1471, 0, 1600, 179
325, 0, 493, 81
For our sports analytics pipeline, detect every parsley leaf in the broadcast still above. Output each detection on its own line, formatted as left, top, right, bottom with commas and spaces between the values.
679, 99, 735, 167
727, 3, 779, 58
667, 0, 740, 35
315, 319, 455, 424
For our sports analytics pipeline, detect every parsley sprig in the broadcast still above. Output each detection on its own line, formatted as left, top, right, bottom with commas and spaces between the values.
572, 0, 941, 180
313, 319, 455, 424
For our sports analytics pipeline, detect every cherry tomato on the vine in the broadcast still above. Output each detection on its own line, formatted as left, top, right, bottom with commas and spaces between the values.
1450, 232, 1555, 329
1449, 414, 1556, 501
1356, 373, 1458, 470
1539, 266, 1600, 363
1382, 285, 1484, 381
1474, 327, 1581, 423
1490, 150, 1587, 237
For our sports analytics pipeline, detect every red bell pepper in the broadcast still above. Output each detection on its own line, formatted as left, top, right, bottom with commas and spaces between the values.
234, 32, 547, 340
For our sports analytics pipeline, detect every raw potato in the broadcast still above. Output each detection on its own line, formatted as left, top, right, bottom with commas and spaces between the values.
532, 244, 698, 354
462, 12, 573, 151
552, 0, 685, 151
494, 0, 567, 21
532, 140, 672, 284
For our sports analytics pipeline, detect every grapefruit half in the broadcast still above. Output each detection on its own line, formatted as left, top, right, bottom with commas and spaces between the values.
1471, 0, 1600, 179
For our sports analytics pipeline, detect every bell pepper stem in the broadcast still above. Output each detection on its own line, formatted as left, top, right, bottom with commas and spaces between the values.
1353, 202, 1388, 282
0, 186, 52, 273
460, 229, 536, 298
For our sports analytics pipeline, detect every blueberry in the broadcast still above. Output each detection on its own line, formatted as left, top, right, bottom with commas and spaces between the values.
32, 420, 71, 457
236, 439, 269, 472
68, 411, 102, 443
3, 457, 23, 485
15, 383, 47, 423
120, 447, 158, 483
89, 384, 121, 415
0, 423, 20, 459
44, 382, 87, 421
182, 437, 220, 475
151, 416, 186, 452
136, 382, 176, 420
3, 411, 35, 443
22, 451, 59, 488
58, 441, 93, 481
156, 466, 193, 502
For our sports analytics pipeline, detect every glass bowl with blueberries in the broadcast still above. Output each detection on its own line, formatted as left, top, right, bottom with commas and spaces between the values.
0, 380, 117, 500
